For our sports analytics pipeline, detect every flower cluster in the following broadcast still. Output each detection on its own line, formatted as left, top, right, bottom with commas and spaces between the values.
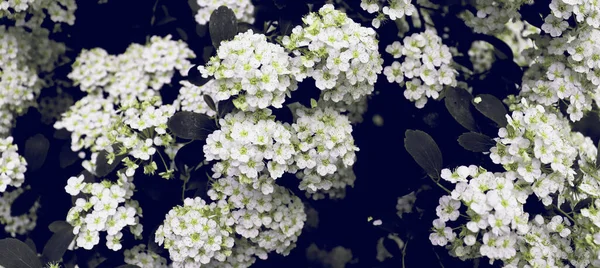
204, 109, 296, 183
173, 80, 217, 117
0, 0, 76, 27
123, 244, 168, 268
541, 0, 600, 37
396, 191, 416, 219
360, 0, 416, 28
282, 4, 383, 105
198, 30, 298, 111
383, 30, 456, 108
460, 0, 531, 34
306, 243, 353, 268
292, 106, 358, 195
0, 25, 66, 116
194, 0, 254, 25
0, 136, 27, 192
68, 35, 195, 106
468, 41, 495, 74
154, 197, 235, 267
208, 176, 306, 258
0, 187, 39, 237
65, 171, 143, 251
298, 163, 356, 200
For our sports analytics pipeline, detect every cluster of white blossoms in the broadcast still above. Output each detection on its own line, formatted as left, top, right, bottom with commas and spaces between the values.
68, 35, 195, 106
208, 176, 306, 258
282, 4, 383, 105
65, 170, 143, 251
359, 0, 416, 28
194, 0, 254, 25
541, 0, 600, 37
198, 30, 298, 111
299, 164, 356, 200
306, 243, 353, 268
383, 30, 456, 108
396, 191, 416, 219
173, 80, 217, 117
204, 109, 296, 184
0, 25, 66, 116
0, 136, 27, 192
123, 244, 168, 268
468, 41, 495, 74
154, 197, 236, 267
0, 0, 76, 27
460, 0, 532, 34
0, 187, 40, 237
292, 106, 357, 195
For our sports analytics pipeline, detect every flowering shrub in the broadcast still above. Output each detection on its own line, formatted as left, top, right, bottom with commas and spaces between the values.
7, 0, 600, 268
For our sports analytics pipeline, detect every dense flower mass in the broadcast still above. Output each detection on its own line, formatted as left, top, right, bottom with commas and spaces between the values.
155, 197, 235, 267
65, 170, 143, 251
0, 136, 27, 192
0, 0, 77, 26
68, 35, 195, 106
0, 187, 39, 237
173, 80, 218, 117
124, 244, 169, 267
198, 30, 298, 111
383, 30, 456, 108
282, 4, 383, 105
194, 0, 254, 25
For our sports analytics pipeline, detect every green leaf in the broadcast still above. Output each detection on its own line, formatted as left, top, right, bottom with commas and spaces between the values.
155, 16, 177, 26
167, 111, 217, 140
24, 238, 36, 254
472, 94, 508, 127
0, 238, 43, 268
59, 144, 78, 169
217, 99, 235, 119
457, 132, 495, 152
445, 88, 477, 131
95, 144, 125, 178
24, 134, 50, 171
187, 64, 211, 87
209, 6, 238, 49
404, 130, 443, 179
574, 197, 593, 212
48, 221, 71, 233
176, 27, 188, 41
41, 225, 75, 264
203, 95, 216, 112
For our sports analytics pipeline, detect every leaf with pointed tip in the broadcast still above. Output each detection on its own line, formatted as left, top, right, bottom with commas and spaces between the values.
95, 144, 125, 178
445, 88, 477, 131
155, 16, 177, 26
473, 94, 508, 127
24, 238, 36, 253
167, 111, 217, 140
48, 221, 71, 233
458, 132, 495, 153
404, 130, 443, 179
59, 144, 78, 168
41, 225, 75, 264
0, 238, 43, 268
187, 65, 210, 87
174, 140, 206, 172
209, 6, 238, 49
24, 134, 50, 171
217, 99, 235, 119
203, 95, 216, 112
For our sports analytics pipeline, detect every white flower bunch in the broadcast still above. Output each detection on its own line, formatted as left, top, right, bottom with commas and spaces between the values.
0, 187, 39, 237
317, 96, 369, 124
396, 191, 416, 219
360, 0, 416, 28
154, 197, 236, 267
468, 41, 495, 74
541, 0, 600, 37
282, 4, 383, 105
208, 176, 306, 258
204, 238, 257, 268
68, 35, 195, 106
460, 0, 531, 34
495, 19, 539, 66
383, 30, 456, 108
194, 0, 255, 25
291, 106, 358, 184
54, 94, 118, 153
173, 80, 218, 117
297, 163, 356, 200
0, 136, 27, 192
0, 25, 66, 115
124, 244, 169, 268
0, 0, 76, 27
65, 171, 143, 251
306, 243, 353, 268
0, 110, 14, 136
198, 30, 298, 111
204, 109, 296, 182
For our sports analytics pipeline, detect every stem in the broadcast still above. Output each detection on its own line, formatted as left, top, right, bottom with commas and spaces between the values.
156, 150, 169, 171
431, 176, 452, 194
402, 240, 409, 268
150, 0, 160, 27
554, 204, 576, 223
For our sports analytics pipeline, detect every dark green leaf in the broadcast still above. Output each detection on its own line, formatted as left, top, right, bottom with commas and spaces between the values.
203, 95, 216, 112
217, 99, 235, 119
53, 129, 70, 140
41, 225, 75, 264
167, 111, 217, 140
11, 189, 38, 216
473, 34, 514, 60
174, 140, 206, 172
147, 227, 164, 255
404, 130, 443, 179
59, 144, 78, 169
0, 238, 43, 268
445, 88, 477, 131
24, 134, 50, 171
574, 197, 593, 212
209, 6, 238, 49
473, 94, 508, 127
24, 238, 36, 254
457, 132, 495, 152
187, 64, 210, 87
95, 144, 125, 178
155, 16, 177, 26
48, 221, 71, 233
176, 28, 188, 41
187, 0, 200, 13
